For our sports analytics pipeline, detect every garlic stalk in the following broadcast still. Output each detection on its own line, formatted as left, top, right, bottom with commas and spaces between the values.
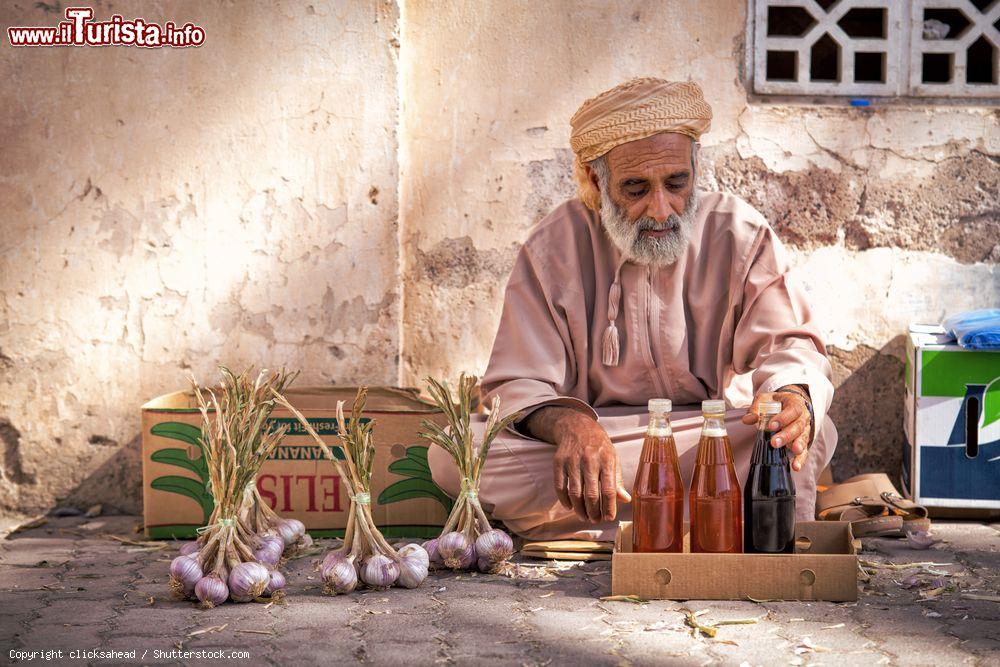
168, 367, 295, 608
420, 374, 520, 573
273, 386, 429, 593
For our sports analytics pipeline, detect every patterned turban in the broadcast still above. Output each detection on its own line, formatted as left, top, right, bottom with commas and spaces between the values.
570, 78, 712, 210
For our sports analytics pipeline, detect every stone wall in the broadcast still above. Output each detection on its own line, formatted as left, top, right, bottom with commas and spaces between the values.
0, 0, 401, 515
1, 0, 996, 516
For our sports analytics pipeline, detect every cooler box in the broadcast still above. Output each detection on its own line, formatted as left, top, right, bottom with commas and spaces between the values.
903, 324, 1000, 509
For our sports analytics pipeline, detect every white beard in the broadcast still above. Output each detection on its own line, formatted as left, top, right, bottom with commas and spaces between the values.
600, 186, 699, 266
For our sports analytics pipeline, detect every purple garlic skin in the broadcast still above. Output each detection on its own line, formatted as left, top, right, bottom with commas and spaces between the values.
228, 562, 270, 602
170, 555, 203, 598
397, 553, 429, 589
438, 531, 475, 570
477, 555, 494, 573
361, 554, 399, 589
179, 541, 200, 557
398, 543, 430, 569
264, 569, 286, 596
423, 539, 441, 565
321, 554, 358, 595
254, 539, 283, 566
475, 529, 515, 564
276, 520, 299, 546
195, 574, 229, 607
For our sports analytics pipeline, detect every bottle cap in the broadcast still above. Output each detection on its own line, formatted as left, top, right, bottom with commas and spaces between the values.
702, 399, 726, 414
648, 398, 672, 414
759, 401, 782, 416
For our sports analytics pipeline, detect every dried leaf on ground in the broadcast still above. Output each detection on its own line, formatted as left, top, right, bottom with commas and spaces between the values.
599, 595, 648, 604
187, 624, 228, 638
960, 593, 1000, 602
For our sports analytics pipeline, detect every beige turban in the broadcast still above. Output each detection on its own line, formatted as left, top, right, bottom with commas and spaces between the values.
570, 78, 712, 210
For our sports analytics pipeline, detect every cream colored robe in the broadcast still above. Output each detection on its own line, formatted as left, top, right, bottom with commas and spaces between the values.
429, 192, 837, 540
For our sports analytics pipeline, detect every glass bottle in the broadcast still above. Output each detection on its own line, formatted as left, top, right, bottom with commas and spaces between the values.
744, 399, 796, 554
689, 399, 742, 553
632, 399, 684, 553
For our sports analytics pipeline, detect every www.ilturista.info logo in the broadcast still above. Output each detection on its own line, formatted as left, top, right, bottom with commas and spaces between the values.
7, 6, 205, 48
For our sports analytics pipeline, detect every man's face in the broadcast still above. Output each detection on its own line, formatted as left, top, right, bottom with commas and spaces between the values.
591, 133, 699, 266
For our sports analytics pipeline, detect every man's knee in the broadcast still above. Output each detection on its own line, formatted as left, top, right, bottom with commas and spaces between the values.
428, 441, 460, 498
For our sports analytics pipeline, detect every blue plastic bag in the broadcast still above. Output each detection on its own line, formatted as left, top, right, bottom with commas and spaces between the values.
943, 309, 1000, 350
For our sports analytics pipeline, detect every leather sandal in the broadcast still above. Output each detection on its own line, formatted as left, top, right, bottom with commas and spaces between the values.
816, 473, 929, 538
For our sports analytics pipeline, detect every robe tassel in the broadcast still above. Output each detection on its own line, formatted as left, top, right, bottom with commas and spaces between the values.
602, 267, 624, 367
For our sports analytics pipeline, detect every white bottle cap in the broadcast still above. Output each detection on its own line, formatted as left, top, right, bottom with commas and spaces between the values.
702, 399, 726, 414
759, 400, 782, 416
648, 398, 672, 414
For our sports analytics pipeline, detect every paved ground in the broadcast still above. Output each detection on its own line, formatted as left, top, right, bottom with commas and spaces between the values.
1, 515, 998, 666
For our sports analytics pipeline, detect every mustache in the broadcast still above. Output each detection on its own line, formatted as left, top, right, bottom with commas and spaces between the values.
635, 216, 682, 232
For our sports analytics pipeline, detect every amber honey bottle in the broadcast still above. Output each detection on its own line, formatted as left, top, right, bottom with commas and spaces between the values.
689, 400, 743, 553
744, 399, 796, 554
632, 399, 684, 553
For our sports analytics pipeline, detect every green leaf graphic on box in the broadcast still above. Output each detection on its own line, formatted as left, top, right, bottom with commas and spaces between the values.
378, 478, 454, 512
406, 446, 429, 466
388, 458, 432, 479
983, 377, 1000, 428
151, 422, 203, 447
150, 475, 214, 524
378, 446, 453, 512
151, 448, 209, 485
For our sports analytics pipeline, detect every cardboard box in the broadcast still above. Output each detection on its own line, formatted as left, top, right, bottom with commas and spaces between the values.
902, 325, 1000, 510
612, 521, 858, 601
141, 386, 450, 539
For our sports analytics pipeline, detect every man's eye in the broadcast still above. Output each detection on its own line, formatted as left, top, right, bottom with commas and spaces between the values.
625, 187, 647, 197
667, 179, 688, 190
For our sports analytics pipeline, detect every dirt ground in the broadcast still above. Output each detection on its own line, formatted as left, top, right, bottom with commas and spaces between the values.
2, 515, 998, 666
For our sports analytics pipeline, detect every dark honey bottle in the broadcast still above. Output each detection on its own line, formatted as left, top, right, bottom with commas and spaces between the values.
744, 399, 796, 554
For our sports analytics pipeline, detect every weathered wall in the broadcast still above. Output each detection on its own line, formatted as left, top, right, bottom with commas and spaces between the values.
2, 0, 997, 517
399, 0, 1000, 480
0, 0, 400, 515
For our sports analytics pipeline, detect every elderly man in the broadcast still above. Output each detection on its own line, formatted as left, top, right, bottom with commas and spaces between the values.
429, 78, 837, 540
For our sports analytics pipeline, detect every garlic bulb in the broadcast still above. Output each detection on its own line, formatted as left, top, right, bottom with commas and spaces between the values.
477, 555, 494, 573
228, 562, 270, 602
361, 554, 399, 589
397, 554, 429, 589
254, 539, 283, 566
321, 554, 358, 595
276, 520, 299, 546
285, 518, 306, 539
456, 544, 477, 569
398, 543, 430, 569
169, 556, 203, 599
259, 534, 285, 554
264, 569, 286, 596
179, 541, 200, 557
438, 531, 475, 570
423, 538, 441, 565
475, 529, 514, 564
195, 574, 229, 608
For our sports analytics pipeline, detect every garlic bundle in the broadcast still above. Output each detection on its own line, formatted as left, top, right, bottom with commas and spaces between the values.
273, 387, 429, 594
421, 374, 519, 573
240, 480, 310, 554
168, 367, 295, 608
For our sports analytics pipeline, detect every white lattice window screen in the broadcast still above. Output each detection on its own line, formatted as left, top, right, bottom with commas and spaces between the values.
752, 0, 1000, 98
909, 0, 1000, 97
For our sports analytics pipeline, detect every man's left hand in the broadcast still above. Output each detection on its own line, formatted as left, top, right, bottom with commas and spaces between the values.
740, 387, 812, 472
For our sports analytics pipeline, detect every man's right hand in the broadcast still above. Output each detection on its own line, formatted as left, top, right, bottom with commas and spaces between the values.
523, 406, 631, 523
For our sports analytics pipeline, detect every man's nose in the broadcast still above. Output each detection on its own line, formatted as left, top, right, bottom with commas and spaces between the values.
645, 187, 675, 223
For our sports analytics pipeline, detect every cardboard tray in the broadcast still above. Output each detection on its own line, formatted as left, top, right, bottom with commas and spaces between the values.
612, 521, 858, 601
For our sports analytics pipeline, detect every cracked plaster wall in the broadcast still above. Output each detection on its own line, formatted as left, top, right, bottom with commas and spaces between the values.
1, 1, 997, 517
0, 0, 400, 515
399, 0, 999, 481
